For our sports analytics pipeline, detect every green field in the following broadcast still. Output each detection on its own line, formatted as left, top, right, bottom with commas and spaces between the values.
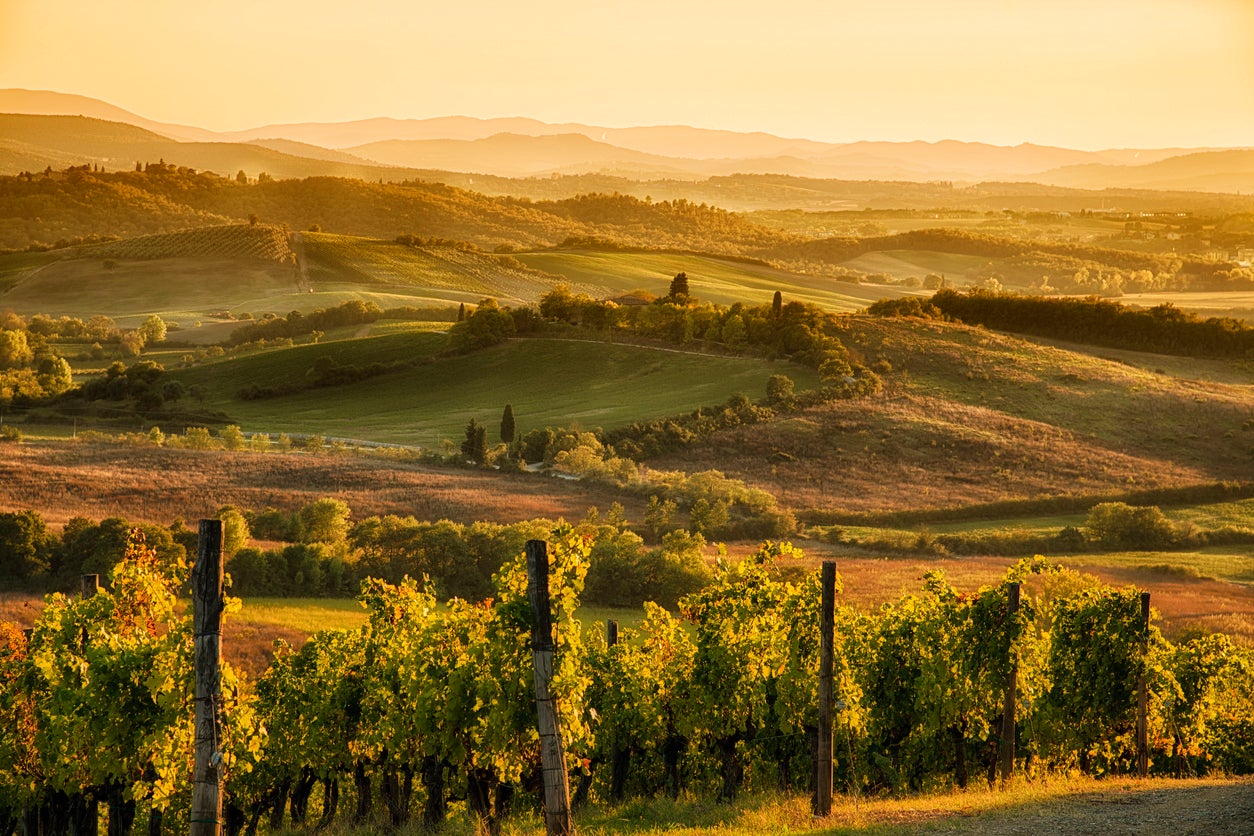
0, 254, 302, 327
511, 249, 918, 311
169, 335, 822, 445
837, 248, 992, 282
234, 597, 643, 639
303, 233, 613, 306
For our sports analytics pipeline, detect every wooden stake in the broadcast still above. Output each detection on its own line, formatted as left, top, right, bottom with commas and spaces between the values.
1136, 591, 1150, 778
999, 582, 1020, 783
606, 619, 618, 647
80, 574, 99, 599
814, 561, 835, 816
191, 520, 224, 836
526, 540, 573, 836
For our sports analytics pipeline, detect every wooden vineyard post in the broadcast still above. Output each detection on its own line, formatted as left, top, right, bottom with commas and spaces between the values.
1136, 591, 1151, 778
999, 582, 1020, 783
526, 540, 574, 836
81, 574, 99, 599
814, 561, 836, 816
191, 520, 225, 836
606, 619, 618, 647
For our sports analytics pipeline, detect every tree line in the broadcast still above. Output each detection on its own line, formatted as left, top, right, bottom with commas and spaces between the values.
907, 289, 1254, 358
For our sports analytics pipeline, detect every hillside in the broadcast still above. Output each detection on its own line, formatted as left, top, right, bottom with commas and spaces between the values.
1042, 149, 1254, 193
0, 165, 794, 252
650, 315, 1254, 515
0, 114, 423, 183
347, 133, 696, 177
164, 333, 824, 445
0, 225, 858, 327
0, 224, 301, 325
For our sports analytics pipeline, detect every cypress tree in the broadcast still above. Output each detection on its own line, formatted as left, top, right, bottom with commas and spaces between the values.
461, 419, 487, 464
500, 404, 516, 444
668, 272, 690, 300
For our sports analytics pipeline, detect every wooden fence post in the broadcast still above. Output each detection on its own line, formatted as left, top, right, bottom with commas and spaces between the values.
191, 520, 224, 836
526, 540, 574, 836
78, 573, 102, 835
999, 582, 1020, 783
813, 561, 835, 816
1136, 591, 1150, 778
605, 619, 618, 648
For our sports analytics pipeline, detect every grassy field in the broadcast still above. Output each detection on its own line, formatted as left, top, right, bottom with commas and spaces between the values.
651, 315, 1253, 517
511, 249, 919, 311
303, 234, 609, 305
836, 249, 991, 282
167, 335, 822, 445
0, 255, 303, 327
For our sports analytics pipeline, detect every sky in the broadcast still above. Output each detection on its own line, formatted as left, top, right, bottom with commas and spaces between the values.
1, 0, 1251, 150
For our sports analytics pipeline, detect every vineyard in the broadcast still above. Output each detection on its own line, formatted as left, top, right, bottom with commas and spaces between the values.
2, 529, 1251, 835
86, 225, 296, 264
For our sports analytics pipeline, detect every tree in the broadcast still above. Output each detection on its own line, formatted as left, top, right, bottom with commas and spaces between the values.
766, 374, 795, 406
248, 213, 260, 227
461, 418, 487, 465
771, 291, 783, 318
668, 272, 690, 301
235, 170, 248, 184
216, 506, 251, 558
0, 330, 33, 370
0, 510, 52, 581
297, 498, 352, 545
137, 315, 167, 344
500, 404, 516, 444
119, 331, 145, 357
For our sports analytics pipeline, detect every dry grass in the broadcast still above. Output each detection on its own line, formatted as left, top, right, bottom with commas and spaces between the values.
653, 316, 1253, 516
307, 775, 1254, 835
0, 440, 647, 530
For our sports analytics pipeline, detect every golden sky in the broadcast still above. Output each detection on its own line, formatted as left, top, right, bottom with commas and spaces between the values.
2, 0, 1251, 149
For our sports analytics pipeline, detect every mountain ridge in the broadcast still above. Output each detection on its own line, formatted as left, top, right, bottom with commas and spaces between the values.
1, 89, 1251, 192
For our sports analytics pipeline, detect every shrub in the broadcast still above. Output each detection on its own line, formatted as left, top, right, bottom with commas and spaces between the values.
1085, 502, 1178, 550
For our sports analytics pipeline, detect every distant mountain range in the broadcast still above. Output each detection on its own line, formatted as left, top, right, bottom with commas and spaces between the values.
2, 88, 1253, 193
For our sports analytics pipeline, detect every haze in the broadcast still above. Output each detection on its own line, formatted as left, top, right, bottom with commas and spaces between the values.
2, 0, 1252, 150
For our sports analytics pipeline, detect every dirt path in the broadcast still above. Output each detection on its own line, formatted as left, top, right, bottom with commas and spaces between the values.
907, 779, 1254, 835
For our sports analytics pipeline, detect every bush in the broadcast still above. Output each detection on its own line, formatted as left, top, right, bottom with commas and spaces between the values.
1085, 502, 1178, 550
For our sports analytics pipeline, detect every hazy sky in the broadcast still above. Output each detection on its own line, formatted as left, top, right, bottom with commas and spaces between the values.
2, 0, 1251, 149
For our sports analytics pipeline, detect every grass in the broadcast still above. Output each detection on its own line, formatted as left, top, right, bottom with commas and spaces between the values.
169, 326, 449, 396
171, 336, 822, 445
511, 249, 919, 312
231, 597, 369, 633
304, 234, 608, 306
258, 775, 1254, 835
0, 255, 303, 327
836, 249, 990, 282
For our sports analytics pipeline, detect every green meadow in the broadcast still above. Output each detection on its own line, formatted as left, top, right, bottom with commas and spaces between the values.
168, 334, 822, 446
511, 249, 916, 311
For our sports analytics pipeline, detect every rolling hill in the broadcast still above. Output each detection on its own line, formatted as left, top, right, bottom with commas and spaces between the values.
3, 91, 1250, 190
347, 133, 697, 177
650, 315, 1254, 516
1042, 149, 1254, 193
162, 333, 823, 445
